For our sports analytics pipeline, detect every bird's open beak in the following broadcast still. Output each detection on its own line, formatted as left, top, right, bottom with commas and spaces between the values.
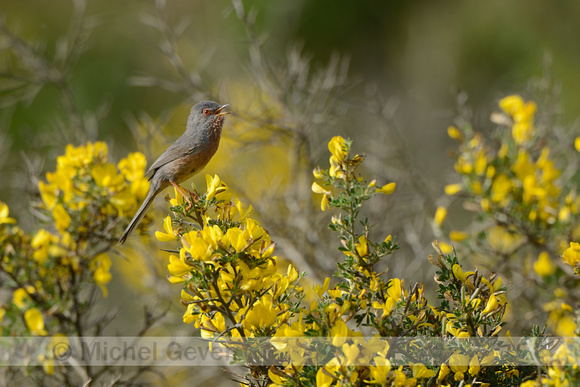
214, 104, 232, 116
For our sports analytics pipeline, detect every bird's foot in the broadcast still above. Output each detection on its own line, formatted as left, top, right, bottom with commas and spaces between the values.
170, 182, 198, 211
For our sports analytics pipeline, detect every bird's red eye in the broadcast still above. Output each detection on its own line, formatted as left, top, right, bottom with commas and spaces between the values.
203, 108, 212, 116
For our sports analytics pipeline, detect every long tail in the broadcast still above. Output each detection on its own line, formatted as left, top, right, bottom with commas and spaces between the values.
118, 188, 159, 245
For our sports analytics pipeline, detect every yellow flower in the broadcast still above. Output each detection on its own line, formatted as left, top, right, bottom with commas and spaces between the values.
439, 242, 453, 254
562, 242, 580, 267
38, 181, 58, 209
13, 286, 35, 309
449, 231, 468, 242
490, 174, 512, 204
320, 193, 329, 211
118, 152, 147, 182
474, 151, 487, 176
512, 121, 533, 144
447, 126, 463, 141
575, 137, 580, 152
444, 183, 462, 195
245, 297, 278, 329
452, 264, 472, 283
480, 198, 491, 212
225, 227, 247, 253
25, 308, 48, 336
355, 235, 369, 257
412, 363, 435, 379
376, 182, 396, 194
312, 182, 331, 211
482, 295, 499, 315
330, 319, 349, 347
534, 251, 555, 277
52, 204, 71, 233
328, 136, 347, 162
434, 206, 446, 226
341, 343, 360, 366
316, 367, 335, 387
468, 355, 480, 376
93, 253, 112, 297
169, 250, 193, 277
437, 363, 450, 381
91, 163, 124, 188
499, 95, 536, 144
314, 277, 330, 298
205, 174, 228, 202
449, 353, 468, 373
499, 95, 524, 117
155, 216, 178, 242
387, 278, 402, 301
366, 356, 391, 384
0, 202, 16, 224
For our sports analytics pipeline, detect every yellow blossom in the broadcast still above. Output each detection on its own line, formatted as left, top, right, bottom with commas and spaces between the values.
118, 152, 147, 182
444, 183, 462, 195
376, 182, 396, 194
311, 182, 329, 194
468, 355, 480, 376
562, 242, 580, 267
312, 182, 331, 211
314, 277, 330, 298
434, 206, 447, 226
93, 253, 112, 297
499, 95, 524, 117
449, 353, 468, 373
168, 252, 192, 276
355, 235, 369, 257
534, 251, 555, 277
225, 227, 247, 253
387, 278, 402, 301
366, 356, 391, 384
341, 343, 360, 366
13, 286, 35, 309
205, 174, 228, 202
52, 204, 71, 233
490, 174, 512, 204
447, 126, 463, 141
0, 202, 16, 224
412, 363, 435, 379
575, 137, 580, 152
328, 136, 347, 162
316, 367, 335, 387
439, 242, 453, 254
25, 308, 48, 336
91, 163, 124, 188
449, 231, 468, 242
482, 295, 499, 315
437, 363, 450, 381
155, 216, 178, 242
512, 121, 533, 144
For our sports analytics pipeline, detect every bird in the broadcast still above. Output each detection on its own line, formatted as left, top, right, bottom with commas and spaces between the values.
118, 101, 231, 245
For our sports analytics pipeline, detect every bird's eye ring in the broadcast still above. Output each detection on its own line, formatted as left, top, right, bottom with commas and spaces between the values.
203, 108, 212, 116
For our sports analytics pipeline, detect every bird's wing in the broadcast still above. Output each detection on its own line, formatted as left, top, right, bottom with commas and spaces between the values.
145, 138, 198, 178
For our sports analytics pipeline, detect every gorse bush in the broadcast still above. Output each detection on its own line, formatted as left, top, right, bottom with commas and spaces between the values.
1, 94, 580, 386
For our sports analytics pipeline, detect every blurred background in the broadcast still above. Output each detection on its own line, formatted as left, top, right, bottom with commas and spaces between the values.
1, 0, 580, 384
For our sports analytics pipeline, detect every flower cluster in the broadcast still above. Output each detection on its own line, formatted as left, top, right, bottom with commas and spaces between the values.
157, 174, 303, 341
0, 142, 149, 374
158, 136, 556, 387
445, 95, 575, 235
436, 96, 579, 332
434, 95, 580, 386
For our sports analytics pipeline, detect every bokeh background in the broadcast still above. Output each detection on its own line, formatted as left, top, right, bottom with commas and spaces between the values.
2, 0, 580, 385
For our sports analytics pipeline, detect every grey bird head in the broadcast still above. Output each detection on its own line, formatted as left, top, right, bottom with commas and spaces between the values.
187, 101, 231, 133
